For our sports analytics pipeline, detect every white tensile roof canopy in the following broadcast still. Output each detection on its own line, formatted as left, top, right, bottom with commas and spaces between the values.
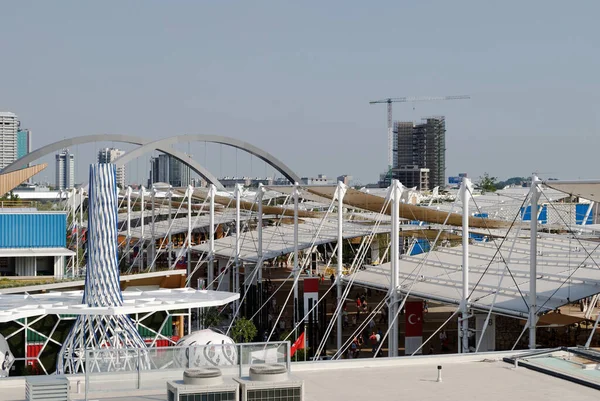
348, 233, 600, 317
0, 288, 240, 322
339, 179, 600, 318
192, 217, 391, 263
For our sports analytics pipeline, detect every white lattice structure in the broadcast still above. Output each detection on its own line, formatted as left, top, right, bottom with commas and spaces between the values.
56, 164, 148, 374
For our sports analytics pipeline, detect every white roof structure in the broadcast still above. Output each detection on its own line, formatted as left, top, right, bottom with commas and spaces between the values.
347, 233, 600, 318
0, 247, 75, 257
116, 207, 181, 222
120, 209, 252, 239
428, 187, 570, 220
192, 217, 391, 263
544, 179, 600, 203
0, 288, 239, 322
0, 269, 187, 295
11, 191, 66, 200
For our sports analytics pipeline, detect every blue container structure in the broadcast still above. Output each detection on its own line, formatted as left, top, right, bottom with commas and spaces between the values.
0, 213, 67, 248
409, 238, 431, 255
575, 204, 593, 225
520, 205, 548, 224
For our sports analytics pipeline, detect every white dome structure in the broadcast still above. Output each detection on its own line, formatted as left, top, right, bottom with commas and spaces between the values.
174, 329, 237, 368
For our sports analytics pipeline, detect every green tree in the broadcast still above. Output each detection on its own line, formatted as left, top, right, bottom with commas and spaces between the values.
478, 173, 498, 193
230, 317, 257, 343
200, 307, 224, 329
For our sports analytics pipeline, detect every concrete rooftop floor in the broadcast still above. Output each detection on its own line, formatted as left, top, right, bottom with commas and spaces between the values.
2, 351, 599, 400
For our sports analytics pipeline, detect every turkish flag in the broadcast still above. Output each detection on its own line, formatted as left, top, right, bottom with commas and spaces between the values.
290, 332, 305, 357
405, 301, 423, 337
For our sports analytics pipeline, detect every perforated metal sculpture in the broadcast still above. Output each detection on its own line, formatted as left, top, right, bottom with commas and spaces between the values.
56, 164, 147, 374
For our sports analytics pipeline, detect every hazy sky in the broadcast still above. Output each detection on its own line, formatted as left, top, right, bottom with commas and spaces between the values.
1, 1, 599, 185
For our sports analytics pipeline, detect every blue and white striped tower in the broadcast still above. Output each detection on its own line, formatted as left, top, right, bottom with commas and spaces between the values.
57, 164, 147, 374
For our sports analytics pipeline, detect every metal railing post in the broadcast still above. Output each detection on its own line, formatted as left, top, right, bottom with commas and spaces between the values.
137, 348, 141, 390
85, 349, 89, 400
238, 344, 243, 378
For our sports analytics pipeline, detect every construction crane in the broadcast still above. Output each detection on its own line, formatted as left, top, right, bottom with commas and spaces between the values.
369, 95, 470, 179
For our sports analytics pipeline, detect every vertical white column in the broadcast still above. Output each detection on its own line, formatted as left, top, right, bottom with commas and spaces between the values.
460, 177, 472, 353
208, 184, 216, 290
388, 180, 402, 357
187, 184, 193, 283
293, 183, 300, 329
529, 175, 540, 349
257, 184, 264, 284
150, 186, 156, 271
167, 186, 172, 268
78, 188, 84, 277
72, 189, 78, 277
235, 184, 242, 311
336, 181, 347, 351
140, 186, 145, 271
126, 186, 132, 266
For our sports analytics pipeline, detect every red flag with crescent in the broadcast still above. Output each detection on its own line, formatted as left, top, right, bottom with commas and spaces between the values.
405, 301, 423, 337
290, 332, 305, 357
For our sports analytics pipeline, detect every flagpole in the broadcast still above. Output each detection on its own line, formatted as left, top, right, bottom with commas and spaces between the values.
304, 325, 307, 362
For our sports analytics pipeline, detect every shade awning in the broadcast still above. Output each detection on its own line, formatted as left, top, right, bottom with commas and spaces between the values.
543, 180, 600, 203
0, 248, 76, 257
345, 235, 600, 318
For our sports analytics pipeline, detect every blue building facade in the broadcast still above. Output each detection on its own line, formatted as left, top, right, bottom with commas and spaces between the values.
16, 129, 31, 164
0, 212, 71, 277
0, 213, 66, 248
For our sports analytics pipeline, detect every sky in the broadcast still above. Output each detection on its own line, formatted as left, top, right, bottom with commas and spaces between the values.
1, 1, 599, 186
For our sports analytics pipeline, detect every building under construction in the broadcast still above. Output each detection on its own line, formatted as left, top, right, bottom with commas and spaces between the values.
391, 116, 446, 190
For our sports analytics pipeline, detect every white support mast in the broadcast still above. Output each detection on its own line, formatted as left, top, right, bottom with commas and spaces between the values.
167, 186, 172, 268
72, 189, 78, 277
126, 186, 132, 267
187, 184, 193, 283
336, 181, 347, 351
140, 186, 145, 271
257, 184, 264, 284
208, 184, 216, 290
529, 175, 540, 349
459, 177, 473, 353
78, 187, 84, 276
293, 183, 300, 330
235, 184, 242, 311
388, 180, 403, 357
150, 186, 156, 271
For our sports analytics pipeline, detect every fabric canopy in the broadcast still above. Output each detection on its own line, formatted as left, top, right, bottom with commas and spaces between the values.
543, 180, 600, 203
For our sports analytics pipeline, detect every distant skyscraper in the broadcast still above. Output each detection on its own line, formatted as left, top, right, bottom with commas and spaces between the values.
0, 112, 19, 170
98, 147, 125, 188
149, 154, 191, 187
16, 128, 32, 168
55, 149, 75, 190
393, 117, 446, 190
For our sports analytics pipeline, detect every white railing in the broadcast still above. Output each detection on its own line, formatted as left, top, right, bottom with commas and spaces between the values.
84, 341, 290, 396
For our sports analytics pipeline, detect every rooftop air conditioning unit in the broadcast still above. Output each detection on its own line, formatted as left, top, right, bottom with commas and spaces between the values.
26, 375, 70, 401
167, 367, 239, 401
235, 364, 304, 401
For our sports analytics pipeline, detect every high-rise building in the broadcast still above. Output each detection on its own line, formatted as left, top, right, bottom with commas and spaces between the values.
148, 154, 191, 187
393, 117, 446, 190
98, 148, 125, 188
0, 112, 19, 170
392, 165, 430, 191
16, 128, 32, 168
55, 149, 75, 190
